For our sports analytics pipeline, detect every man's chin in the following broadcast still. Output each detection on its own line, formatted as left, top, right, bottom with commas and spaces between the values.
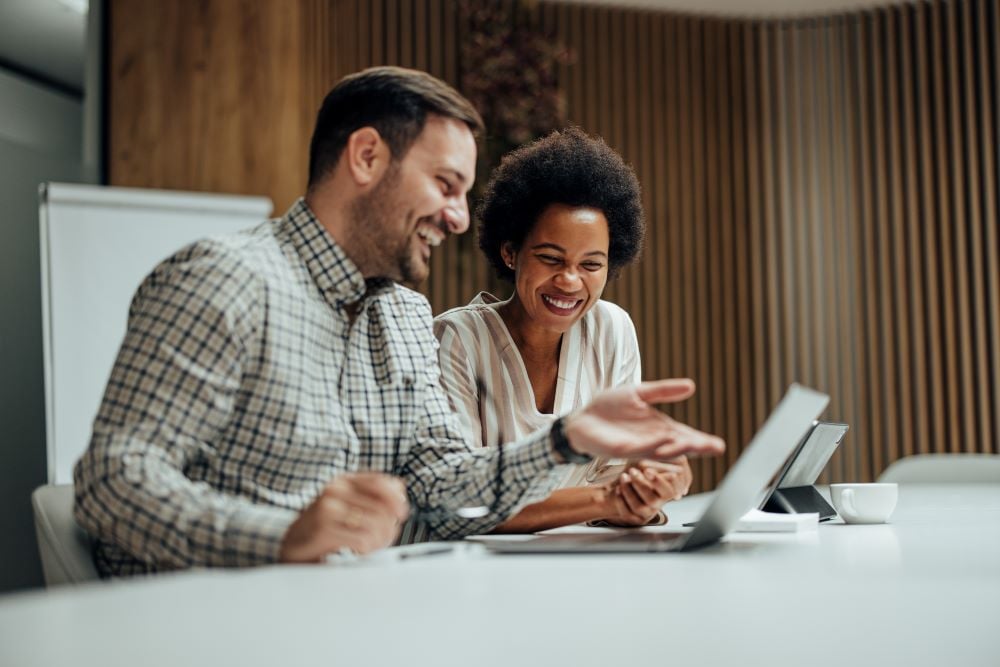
399, 257, 430, 286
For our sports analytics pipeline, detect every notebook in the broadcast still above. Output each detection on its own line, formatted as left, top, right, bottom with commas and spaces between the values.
484, 383, 830, 554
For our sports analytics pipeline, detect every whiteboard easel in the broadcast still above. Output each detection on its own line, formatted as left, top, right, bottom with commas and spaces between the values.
39, 183, 273, 484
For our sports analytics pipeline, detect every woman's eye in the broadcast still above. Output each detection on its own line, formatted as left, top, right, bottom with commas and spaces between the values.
582, 263, 605, 271
538, 255, 561, 264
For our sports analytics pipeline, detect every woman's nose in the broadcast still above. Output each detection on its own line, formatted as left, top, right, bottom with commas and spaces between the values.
555, 267, 582, 288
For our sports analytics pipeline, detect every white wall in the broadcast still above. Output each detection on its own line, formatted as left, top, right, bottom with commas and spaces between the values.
0, 67, 87, 592
0, 68, 82, 158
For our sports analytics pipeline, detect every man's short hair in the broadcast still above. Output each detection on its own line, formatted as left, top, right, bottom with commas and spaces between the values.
307, 66, 484, 187
477, 127, 645, 281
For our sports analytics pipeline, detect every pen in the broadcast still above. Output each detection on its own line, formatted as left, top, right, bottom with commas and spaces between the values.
396, 544, 455, 560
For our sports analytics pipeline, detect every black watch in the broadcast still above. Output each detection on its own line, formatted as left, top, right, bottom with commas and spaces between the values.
551, 416, 592, 464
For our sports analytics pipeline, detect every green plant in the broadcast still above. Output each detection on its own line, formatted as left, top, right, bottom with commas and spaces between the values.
458, 0, 575, 191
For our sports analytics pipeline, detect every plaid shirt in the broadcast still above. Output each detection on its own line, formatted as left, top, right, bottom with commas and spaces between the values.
74, 198, 566, 577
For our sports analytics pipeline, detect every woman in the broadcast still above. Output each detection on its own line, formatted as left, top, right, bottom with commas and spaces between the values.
435, 127, 705, 532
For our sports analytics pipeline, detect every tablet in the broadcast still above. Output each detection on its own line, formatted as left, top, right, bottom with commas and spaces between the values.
758, 421, 848, 512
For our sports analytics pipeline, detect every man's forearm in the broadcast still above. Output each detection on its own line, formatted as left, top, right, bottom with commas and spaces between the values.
413, 424, 568, 540
74, 433, 297, 571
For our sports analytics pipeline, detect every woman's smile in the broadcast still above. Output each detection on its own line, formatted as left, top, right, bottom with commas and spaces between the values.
540, 293, 584, 315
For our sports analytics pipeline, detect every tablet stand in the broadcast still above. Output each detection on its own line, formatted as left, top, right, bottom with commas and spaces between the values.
762, 485, 838, 521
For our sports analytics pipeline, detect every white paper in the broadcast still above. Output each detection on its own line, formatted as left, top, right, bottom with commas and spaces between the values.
735, 509, 819, 532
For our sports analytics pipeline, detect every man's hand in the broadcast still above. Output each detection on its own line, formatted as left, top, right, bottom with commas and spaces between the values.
279, 473, 410, 563
563, 379, 725, 461
602, 457, 693, 526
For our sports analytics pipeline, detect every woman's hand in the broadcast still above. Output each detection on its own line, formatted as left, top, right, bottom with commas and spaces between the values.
600, 457, 692, 527
635, 456, 693, 499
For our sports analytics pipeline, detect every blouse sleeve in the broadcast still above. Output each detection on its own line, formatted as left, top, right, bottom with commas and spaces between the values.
611, 306, 643, 386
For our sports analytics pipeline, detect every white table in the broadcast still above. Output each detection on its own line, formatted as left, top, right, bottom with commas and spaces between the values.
2, 484, 998, 667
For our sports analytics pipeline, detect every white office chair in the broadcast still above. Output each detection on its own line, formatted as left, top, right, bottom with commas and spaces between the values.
31, 484, 100, 586
878, 454, 1000, 484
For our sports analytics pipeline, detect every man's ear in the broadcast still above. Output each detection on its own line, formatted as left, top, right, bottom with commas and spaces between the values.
343, 127, 389, 187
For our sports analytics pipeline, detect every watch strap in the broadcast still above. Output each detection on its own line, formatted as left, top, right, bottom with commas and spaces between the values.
551, 416, 592, 464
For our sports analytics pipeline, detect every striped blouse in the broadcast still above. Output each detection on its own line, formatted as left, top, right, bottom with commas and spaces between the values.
433, 292, 642, 490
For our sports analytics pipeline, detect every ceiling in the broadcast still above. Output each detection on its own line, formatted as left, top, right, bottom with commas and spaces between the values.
0, 0, 896, 97
0, 0, 87, 95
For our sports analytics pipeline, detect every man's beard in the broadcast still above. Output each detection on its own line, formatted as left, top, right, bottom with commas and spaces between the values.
346, 163, 427, 285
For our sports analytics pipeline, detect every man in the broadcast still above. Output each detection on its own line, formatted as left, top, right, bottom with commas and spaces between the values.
74, 66, 724, 576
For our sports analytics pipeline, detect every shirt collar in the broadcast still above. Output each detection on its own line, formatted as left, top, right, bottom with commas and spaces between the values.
282, 197, 372, 306
471, 291, 502, 305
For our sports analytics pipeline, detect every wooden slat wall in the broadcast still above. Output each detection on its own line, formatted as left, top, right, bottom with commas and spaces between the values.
108, 0, 999, 491
108, 0, 312, 213
534, 0, 998, 488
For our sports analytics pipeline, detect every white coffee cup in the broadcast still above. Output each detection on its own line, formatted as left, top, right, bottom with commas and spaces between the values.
830, 483, 898, 524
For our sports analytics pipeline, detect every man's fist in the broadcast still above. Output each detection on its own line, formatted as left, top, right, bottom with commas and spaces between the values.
279, 473, 410, 563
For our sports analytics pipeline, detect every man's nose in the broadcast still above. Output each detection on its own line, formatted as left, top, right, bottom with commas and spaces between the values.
441, 199, 470, 235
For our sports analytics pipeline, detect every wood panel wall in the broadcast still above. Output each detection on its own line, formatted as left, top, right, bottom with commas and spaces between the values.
108, 0, 999, 491
108, 0, 313, 212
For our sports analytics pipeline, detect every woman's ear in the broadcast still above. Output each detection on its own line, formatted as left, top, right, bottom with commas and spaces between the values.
343, 127, 389, 187
501, 242, 516, 270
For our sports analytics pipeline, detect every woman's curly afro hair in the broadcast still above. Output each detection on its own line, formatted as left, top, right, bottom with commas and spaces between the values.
476, 127, 645, 282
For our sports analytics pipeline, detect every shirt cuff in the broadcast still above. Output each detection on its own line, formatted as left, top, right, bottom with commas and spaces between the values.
504, 425, 573, 511
222, 504, 299, 567
585, 511, 669, 528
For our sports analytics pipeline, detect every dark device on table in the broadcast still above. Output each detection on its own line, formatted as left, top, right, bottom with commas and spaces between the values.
757, 421, 848, 521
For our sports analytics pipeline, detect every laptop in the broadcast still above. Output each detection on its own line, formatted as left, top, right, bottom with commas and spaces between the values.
485, 383, 830, 554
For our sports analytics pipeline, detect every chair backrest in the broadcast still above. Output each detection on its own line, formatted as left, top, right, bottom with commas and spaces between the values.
878, 454, 1000, 484
31, 484, 99, 586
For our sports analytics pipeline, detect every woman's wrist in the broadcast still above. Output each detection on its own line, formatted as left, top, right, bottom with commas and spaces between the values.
595, 484, 627, 523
